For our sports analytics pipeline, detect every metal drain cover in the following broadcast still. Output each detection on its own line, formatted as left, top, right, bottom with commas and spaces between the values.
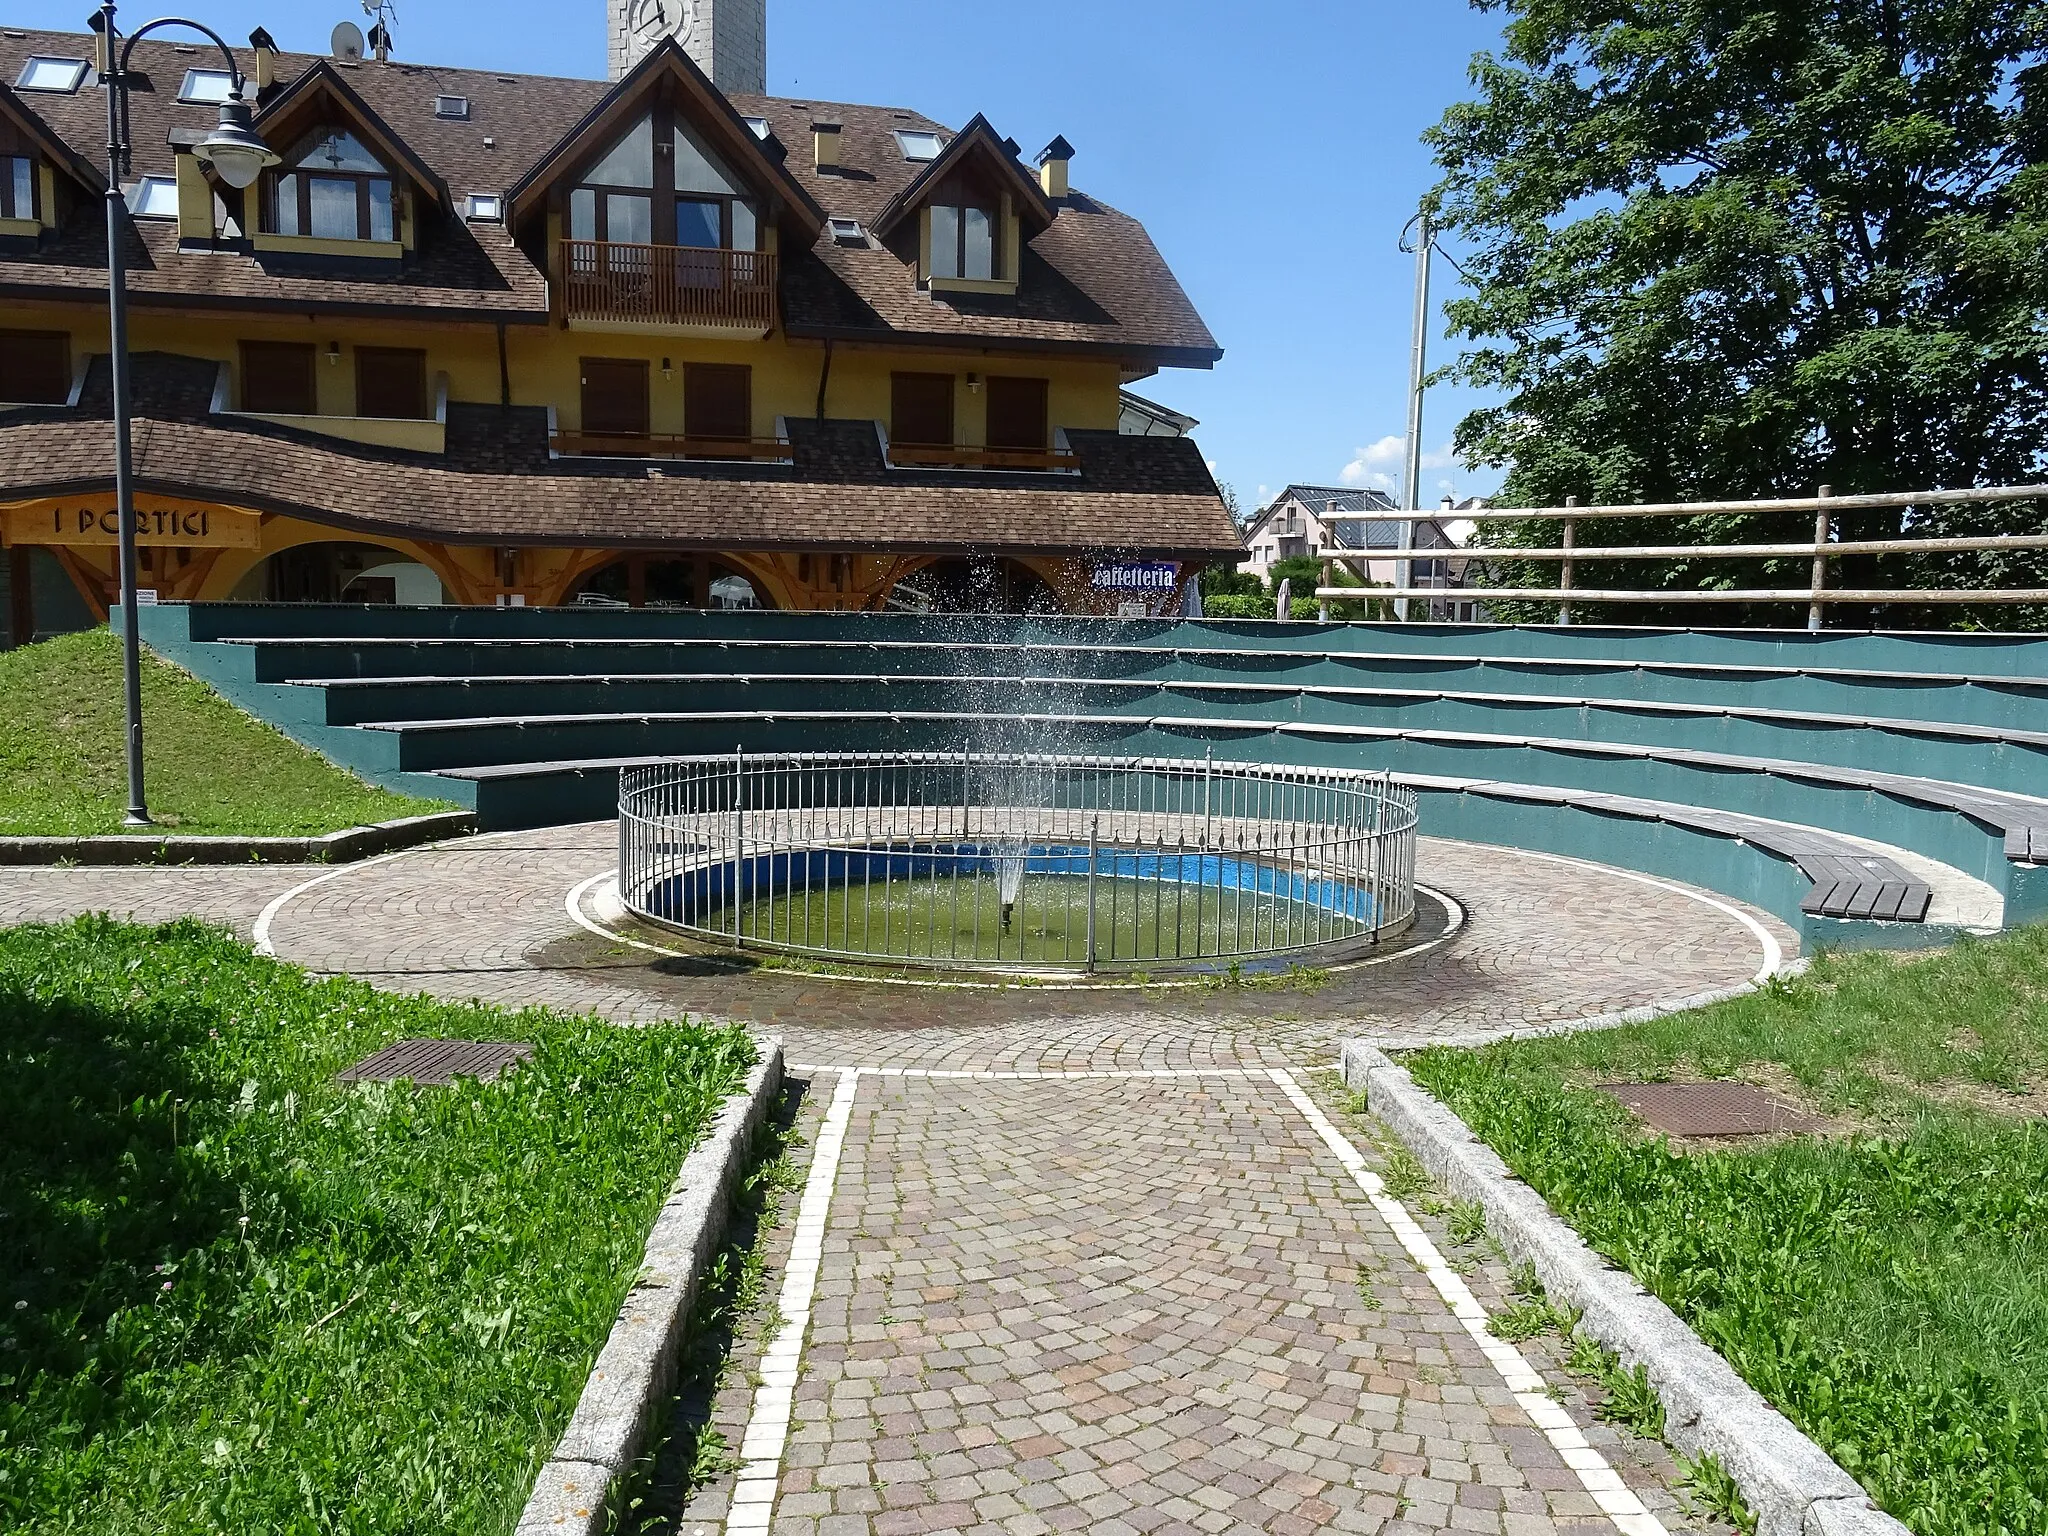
339, 1039, 533, 1086
1598, 1080, 1823, 1138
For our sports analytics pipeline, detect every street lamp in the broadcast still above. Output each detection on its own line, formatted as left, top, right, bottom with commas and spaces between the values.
89, 2, 277, 825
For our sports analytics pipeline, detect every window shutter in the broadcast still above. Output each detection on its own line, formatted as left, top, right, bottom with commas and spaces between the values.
355, 347, 428, 419
684, 363, 751, 442
239, 340, 317, 415
579, 357, 650, 437
984, 376, 1048, 451
0, 331, 70, 404
891, 372, 954, 446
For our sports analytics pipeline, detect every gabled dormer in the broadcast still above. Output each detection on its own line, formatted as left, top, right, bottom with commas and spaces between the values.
506, 38, 824, 337
210, 61, 449, 261
870, 115, 1053, 299
0, 78, 104, 244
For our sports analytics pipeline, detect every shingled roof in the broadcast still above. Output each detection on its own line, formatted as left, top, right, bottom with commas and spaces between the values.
0, 28, 1221, 363
0, 353, 1243, 559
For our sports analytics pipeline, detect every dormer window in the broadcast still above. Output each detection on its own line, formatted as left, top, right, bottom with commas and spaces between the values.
0, 155, 36, 221
931, 202, 995, 280
16, 56, 89, 93
264, 127, 395, 242
567, 110, 758, 251
895, 130, 945, 162
127, 176, 178, 218
178, 68, 235, 104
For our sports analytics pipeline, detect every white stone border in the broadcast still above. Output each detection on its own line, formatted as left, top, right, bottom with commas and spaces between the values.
1271, 1068, 1670, 1536
516, 1040, 786, 1536
726, 1067, 862, 1533
1339, 1041, 1908, 1536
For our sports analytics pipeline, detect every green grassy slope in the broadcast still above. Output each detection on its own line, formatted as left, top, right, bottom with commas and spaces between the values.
0, 916, 755, 1533
1407, 931, 2048, 1536
0, 628, 446, 836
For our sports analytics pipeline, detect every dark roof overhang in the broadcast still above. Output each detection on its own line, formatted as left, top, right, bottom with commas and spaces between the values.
869, 113, 1054, 244
504, 37, 826, 242
252, 59, 452, 209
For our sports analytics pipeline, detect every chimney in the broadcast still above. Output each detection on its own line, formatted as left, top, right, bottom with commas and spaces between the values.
811, 120, 842, 174
248, 27, 279, 91
1037, 135, 1075, 199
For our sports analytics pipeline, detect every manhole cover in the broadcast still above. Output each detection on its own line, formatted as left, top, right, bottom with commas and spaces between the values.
339, 1039, 533, 1086
1597, 1080, 1823, 1138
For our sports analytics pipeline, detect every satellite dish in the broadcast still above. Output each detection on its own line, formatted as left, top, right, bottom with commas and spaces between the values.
331, 21, 365, 59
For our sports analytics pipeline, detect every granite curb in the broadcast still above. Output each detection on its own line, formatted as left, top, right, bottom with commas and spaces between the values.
0, 810, 476, 865
514, 1038, 785, 1536
1339, 1039, 1910, 1536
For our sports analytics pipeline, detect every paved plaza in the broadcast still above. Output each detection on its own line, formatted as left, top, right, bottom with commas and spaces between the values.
0, 825, 1785, 1535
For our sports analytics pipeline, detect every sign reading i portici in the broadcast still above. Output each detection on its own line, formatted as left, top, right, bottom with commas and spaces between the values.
1090, 561, 1177, 592
1, 497, 262, 549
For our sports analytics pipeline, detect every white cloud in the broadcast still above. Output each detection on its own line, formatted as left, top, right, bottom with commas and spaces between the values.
1340, 435, 1457, 489
1205, 458, 1218, 474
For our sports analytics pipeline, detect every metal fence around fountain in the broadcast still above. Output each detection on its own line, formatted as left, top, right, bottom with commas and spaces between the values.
617, 751, 1418, 973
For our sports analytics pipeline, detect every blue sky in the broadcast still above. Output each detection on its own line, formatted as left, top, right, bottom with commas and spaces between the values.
24, 0, 1512, 513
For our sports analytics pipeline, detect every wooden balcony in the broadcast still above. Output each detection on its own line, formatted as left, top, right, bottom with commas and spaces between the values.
559, 240, 778, 335
552, 430, 794, 463
886, 440, 1081, 473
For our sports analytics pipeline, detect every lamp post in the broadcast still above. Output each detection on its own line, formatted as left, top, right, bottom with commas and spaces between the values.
90, 2, 276, 825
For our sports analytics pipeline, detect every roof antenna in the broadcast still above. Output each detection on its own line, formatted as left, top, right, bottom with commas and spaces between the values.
362, 0, 396, 61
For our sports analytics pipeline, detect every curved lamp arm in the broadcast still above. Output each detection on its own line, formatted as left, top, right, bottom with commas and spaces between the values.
91, 4, 250, 175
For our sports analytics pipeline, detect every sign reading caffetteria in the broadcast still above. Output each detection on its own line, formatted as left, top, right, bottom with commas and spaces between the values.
1090, 561, 1178, 592
1, 497, 262, 549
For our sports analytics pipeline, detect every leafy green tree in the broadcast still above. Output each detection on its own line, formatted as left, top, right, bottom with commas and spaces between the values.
1431, 0, 2048, 626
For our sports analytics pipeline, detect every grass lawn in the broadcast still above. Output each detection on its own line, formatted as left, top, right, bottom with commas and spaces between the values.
0, 628, 448, 837
0, 916, 755, 1534
1405, 930, 2048, 1536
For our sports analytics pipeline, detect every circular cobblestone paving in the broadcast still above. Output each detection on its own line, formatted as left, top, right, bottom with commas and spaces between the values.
0, 823, 1788, 1536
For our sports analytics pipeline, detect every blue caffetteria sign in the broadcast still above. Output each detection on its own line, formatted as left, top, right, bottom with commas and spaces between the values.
1091, 561, 1178, 592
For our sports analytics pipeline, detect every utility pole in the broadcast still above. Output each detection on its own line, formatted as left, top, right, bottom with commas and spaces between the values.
1397, 207, 1432, 623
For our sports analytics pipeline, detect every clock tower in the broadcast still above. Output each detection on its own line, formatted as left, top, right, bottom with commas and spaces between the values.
608, 0, 765, 92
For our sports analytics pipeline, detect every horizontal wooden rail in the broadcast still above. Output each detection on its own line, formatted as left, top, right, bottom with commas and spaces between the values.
554, 431, 793, 462
560, 240, 778, 331
1320, 586, 2048, 605
887, 441, 1080, 472
1452, 532, 2048, 561
1340, 482, 2048, 522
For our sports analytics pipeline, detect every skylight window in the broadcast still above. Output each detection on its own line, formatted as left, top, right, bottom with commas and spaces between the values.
16, 56, 89, 93
127, 176, 179, 218
464, 192, 502, 220
742, 116, 770, 140
435, 95, 470, 119
894, 130, 945, 162
827, 217, 864, 246
177, 67, 235, 104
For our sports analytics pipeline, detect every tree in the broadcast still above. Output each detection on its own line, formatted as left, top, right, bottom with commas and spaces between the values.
1430, 1, 2048, 627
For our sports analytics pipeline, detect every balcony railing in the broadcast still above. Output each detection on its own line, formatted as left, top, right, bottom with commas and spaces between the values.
886, 440, 1081, 473
560, 240, 778, 331
552, 430, 794, 463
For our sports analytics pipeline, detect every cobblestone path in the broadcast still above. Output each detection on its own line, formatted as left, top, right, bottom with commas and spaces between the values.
0, 824, 1780, 1536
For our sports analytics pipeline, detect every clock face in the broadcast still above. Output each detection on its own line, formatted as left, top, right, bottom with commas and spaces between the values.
627, 0, 696, 45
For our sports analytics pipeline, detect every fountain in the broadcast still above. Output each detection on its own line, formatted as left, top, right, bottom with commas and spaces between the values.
616, 751, 1418, 977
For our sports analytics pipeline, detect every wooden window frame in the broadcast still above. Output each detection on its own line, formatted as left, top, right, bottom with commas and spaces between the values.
238, 339, 318, 415
0, 330, 70, 403
354, 345, 429, 420
0, 154, 37, 221
984, 375, 1049, 452
578, 356, 652, 441
566, 99, 760, 251
683, 362, 753, 444
890, 371, 956, 448
260, 128, 396, 242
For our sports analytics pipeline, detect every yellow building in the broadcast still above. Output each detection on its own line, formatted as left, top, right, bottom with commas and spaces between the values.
0, 19, 1233, 635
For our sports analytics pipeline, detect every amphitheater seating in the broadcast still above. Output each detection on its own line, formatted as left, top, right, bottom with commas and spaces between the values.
132, 603, 2048, 952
